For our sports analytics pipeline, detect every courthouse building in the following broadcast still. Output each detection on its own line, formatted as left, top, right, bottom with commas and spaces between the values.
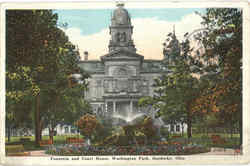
78, 3, 187, 133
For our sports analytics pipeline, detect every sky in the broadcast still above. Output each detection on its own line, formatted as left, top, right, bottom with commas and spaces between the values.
55, 8, 205, 60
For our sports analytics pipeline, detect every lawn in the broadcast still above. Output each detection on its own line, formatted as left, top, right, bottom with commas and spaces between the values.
169, 133, 241, 149
171, 133, 240, 139
5, 135, 83, 151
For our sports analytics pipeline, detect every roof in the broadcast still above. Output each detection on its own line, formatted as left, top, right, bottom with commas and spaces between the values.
141, 60, 163, 73
78, 60, 104, 74
78, 58, 164, 74
101, 49, 144, 62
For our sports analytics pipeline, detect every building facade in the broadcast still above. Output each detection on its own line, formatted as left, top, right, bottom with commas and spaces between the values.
78, 4, 187, 134
79, 4, 163, 118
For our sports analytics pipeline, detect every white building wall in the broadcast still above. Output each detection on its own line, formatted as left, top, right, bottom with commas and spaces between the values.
42, 124, 79, 136
164, 123, 188, 134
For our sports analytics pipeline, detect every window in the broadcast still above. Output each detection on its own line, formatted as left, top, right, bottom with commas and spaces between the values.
65, 127, 69, 133
71, 129, 76, 133
176, 125, 180, 132
171, 125, 175, 132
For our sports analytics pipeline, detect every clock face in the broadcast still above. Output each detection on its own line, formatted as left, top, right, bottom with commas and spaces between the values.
117, 16, 124, 24
117, 14, 124, 24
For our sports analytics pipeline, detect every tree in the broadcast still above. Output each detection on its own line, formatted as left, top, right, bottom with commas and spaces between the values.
36, 43, 90, 143
6, 65, 39, 142
193, 8, 242, 144
76, 114, 100, 144
6, 10, 90, 145
139, 32, 203, 138
6, 10, 64, 144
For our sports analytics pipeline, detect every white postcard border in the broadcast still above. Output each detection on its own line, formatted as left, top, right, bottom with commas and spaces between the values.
0, 1, 249, 165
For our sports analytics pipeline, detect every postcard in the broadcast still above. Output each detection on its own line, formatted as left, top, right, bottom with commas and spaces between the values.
0, 0, 250, 165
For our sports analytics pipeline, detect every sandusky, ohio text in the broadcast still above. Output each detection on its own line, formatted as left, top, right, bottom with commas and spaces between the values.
50, 156, 185, 161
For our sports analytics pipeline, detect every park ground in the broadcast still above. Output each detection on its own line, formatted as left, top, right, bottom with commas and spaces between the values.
5, 133, 241, 156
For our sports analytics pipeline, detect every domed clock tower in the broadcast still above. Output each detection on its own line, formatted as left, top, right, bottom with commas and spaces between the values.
80, 3, 167, 126
109, 3, 136, 52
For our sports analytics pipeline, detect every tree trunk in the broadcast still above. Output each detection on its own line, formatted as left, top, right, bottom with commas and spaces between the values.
144, 136, 148, 145
239, 118, 242, 146
187, 106, 192, 139
187, 118, 192, 138
230, 126, 233, 139
48, 94, 58, 144
181, 123, 184, 137
39, 120, 43, 140
7, 127, 11, 142
49, 128, 54, 144
35, 94, 41, 146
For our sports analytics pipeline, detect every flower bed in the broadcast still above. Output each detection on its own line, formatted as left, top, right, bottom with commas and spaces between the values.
46, 143, 209, 156
66, 137, 84, 144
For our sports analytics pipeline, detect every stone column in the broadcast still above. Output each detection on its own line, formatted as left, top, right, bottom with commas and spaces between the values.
113, 101, 116, 113
130, 100, 133, 113
105, 101, 108, 117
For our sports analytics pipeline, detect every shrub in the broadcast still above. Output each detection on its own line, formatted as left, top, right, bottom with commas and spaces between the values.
92, 124, 113, 143
75, 114, 100, 139
160, 127, 170, 140
46, 143, 210, 156
6, 144, 30, 156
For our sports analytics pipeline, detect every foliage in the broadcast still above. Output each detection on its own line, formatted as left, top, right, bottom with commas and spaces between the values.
6, 10, 90, 143
140, 117, 157, 140
191, 8, 242, 143
46, 143, 209, 156
139, 9, 242, 141
98, 116, 157, 146
123, 116, 157, 144
6, 133, 240, 153
160, 127, 170, 140
92, 123, 113, 143
76, 114, 100, 138
139, 32, 203, 138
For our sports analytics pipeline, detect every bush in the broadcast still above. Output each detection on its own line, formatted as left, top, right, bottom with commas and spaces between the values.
46, 143, 210, 156
92, 125, 113, 143
115, 136, 130, 146
76, 114, 100, 140
160, 127, 170, 140
19, 138, 31, 142
6, 144, 30, 156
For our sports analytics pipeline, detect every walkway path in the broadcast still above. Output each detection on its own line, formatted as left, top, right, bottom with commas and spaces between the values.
198, 148, 241, 155
26, 148, 241, 156
28, 150, 51, 157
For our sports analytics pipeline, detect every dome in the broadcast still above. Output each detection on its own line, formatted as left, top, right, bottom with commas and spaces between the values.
112, 3, 131, 25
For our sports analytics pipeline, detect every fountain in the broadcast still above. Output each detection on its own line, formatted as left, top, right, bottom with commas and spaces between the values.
95, 103, 168, 146
104, 106, 167, 146
112, 112, 146, 126
111, 106, 165, 127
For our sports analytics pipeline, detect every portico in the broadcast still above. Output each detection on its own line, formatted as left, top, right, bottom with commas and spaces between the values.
105, 98, 140, 115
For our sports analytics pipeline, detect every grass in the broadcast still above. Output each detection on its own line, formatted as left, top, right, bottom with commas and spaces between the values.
192, 133, 240, 138
170, 133, 240, 139
5, 135, 84, 151
169, 133, 241, 149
